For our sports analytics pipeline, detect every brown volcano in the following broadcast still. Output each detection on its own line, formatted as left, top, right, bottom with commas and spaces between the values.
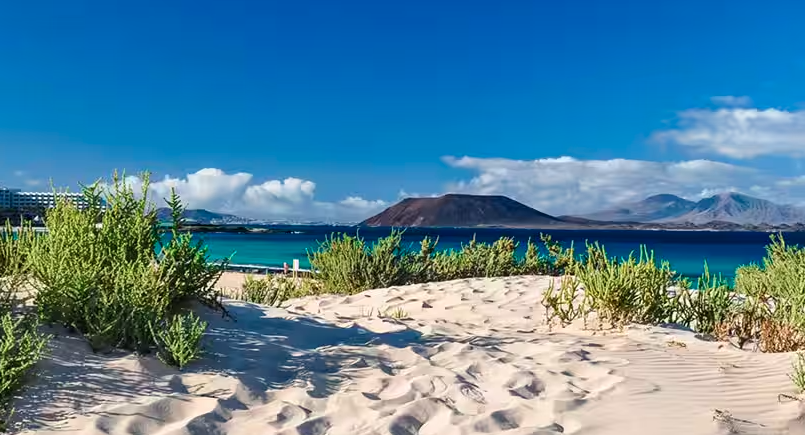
360, 194, 565, 228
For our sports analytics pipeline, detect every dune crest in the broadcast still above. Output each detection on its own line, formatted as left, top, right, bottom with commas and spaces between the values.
11, 275, 805, 435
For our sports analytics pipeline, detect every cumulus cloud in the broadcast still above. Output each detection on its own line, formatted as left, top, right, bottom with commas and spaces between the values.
442, 155, 805, 215
652, 104, 805, 159
710, 96, 753, 107
119, 168, 387, 222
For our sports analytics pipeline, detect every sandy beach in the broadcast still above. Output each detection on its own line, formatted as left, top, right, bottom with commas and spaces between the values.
8, 273, 805, 435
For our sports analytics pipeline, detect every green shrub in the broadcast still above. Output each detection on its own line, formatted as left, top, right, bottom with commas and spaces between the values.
308, 230, 416, 294
28, 173, 227, 354
731, 235, 805, 352
309, 230, 576, 294
574, 244, 678, 327
0, 221, 48, 431
791, 352, 805, 394
150, 312, 207, 370
237, 275, 294, 306
671, 262, 737, 335
541, 276, 588, 327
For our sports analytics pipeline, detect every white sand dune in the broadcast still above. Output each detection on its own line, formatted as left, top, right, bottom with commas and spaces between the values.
9, 274, 805, 435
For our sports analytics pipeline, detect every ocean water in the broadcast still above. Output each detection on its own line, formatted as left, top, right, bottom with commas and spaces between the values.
186, 226, 805, 281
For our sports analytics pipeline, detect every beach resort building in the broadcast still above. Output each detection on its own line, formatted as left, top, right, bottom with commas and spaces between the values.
0, 187, 90, 210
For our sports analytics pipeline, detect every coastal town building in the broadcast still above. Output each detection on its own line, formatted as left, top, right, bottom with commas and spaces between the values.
0, 187, 90, 210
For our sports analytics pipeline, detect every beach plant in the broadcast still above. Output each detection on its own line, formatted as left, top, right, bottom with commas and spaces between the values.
574, 243, 678, 328
0, 222, 49, 431
541, 275, 588, 327
308, 230, 418, 294
308, 232, 375, 294
150, 312, 208, 369
236, 274, 310, 306
0, 311, 49, 432
539, 234, 576, 275
671, 262, 737, 335
521, 238, 550, 275
27, 173, 226, 355
730, 235, 805, 352
382, 306, 408, 319
790, 352, 805, 394
309, 229, 580, 294
429, 235, 523, 280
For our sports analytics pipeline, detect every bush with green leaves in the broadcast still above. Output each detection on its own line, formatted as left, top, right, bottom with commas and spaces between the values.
790, 352, 805, 394
669, 262, 737, 335
730, 235, 805, 353
0, 311, 49, 427
308, 230, 417, 294
234, 274, 315, 306
150, 313, 207, 370
309, 230, 560, 294
541, 275, 588, 327
0, 222, 49, 431
27, 173, 227, 364
571, 243, 679, 328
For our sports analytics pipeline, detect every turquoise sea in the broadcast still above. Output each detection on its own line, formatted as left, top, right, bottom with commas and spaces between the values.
187, 226, 805, 282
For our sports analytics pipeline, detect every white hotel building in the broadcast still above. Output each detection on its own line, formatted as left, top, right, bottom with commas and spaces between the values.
0, 187, 90, 210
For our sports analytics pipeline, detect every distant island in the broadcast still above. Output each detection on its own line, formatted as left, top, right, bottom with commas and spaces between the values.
148, 192, 805, 232
359, 193, 805, 232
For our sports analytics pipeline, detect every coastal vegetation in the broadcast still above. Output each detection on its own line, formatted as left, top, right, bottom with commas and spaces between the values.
307, 229, 805, 393
5, 179, 805, 429
0, 173, 229, 429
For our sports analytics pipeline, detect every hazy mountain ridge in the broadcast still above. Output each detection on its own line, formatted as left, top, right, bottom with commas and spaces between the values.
362, 193, 805, 231
575, 194, 697, 222
577, 192, 805, 225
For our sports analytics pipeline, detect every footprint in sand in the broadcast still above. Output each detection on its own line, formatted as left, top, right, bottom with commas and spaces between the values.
505, 371, 546, 400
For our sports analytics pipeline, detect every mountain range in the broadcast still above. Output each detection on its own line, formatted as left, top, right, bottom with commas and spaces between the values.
361, 192, 805, 231
157, 192, 805, 231
573, 193, 805, 225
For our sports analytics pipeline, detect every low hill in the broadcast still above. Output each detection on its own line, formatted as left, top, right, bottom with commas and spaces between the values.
155, 208, 253, 225
360, 194, 565, 228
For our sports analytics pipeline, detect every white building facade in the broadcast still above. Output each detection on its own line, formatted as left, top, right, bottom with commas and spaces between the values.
0, 187, 90, 210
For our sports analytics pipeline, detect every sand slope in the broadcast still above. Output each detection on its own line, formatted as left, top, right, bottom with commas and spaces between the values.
10, 275, 805, 435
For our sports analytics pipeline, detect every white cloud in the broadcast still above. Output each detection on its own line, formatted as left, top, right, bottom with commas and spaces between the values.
710, 96, 753, 107
118, 168, 387, 223
12, 170, 43, 187
652, 105, 805, 159
443, 155, 805, 215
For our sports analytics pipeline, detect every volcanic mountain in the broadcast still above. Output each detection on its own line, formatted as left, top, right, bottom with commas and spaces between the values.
575, 192, 805, 225
360, 194, 565, 228
668, 193, 805, 225
574, 194, 697, 223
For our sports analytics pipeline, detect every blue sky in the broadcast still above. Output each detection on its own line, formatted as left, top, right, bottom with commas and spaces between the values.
2, 0, 805, 221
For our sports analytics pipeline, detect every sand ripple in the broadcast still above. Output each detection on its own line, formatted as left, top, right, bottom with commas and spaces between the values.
9, 275, 805, 434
